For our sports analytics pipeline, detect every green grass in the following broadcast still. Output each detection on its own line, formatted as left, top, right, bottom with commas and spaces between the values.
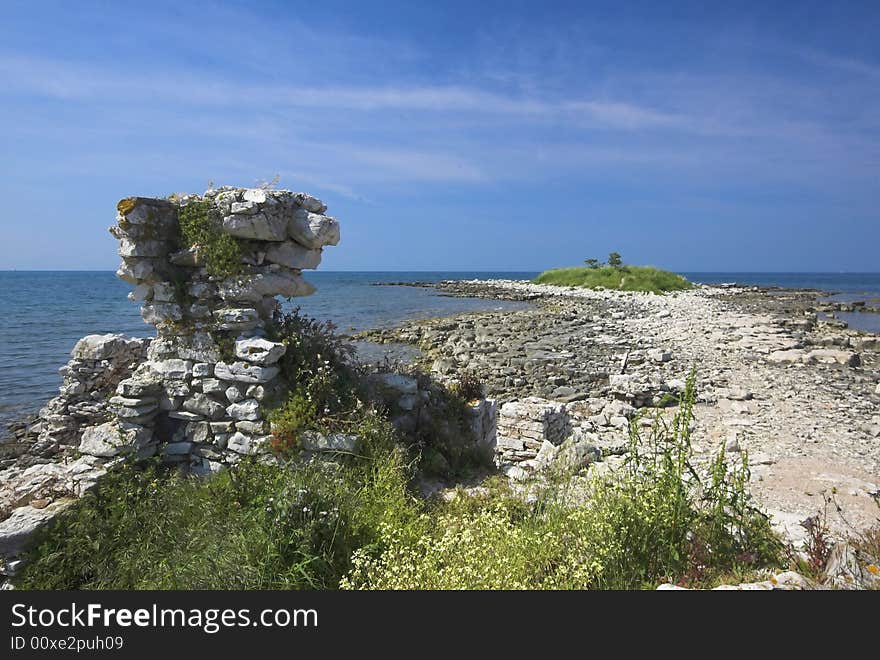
18, 373, 783, 590
178, 198, 243, 278
342, 375, 783, 589
17, 412, 419, 590
534, 265, 692, 293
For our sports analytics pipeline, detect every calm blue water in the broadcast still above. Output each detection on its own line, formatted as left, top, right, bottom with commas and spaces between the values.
0, 271, 535, 427
1, 271, 878, 429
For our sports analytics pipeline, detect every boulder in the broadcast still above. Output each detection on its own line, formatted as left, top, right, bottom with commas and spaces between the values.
264, 241, 322, 270
806, 349, 860, 367
554, 434, 601, 472
183, 393, 227, 420
287, 208, 340, 249
213, 307, 260, 331
234, 337, 287, 366
768, 349, 807, 364
226, 432, 269, 455
226, 399, 261, 421
150, 359, 193, 380
79, 422, 152, 458
221, 211, 287, 241
215, 361, 280, 384
218, 271, 316, 303
0, 501, 73, 558
72, 334, 128, 360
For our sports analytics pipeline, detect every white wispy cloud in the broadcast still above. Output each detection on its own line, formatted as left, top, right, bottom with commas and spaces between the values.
0, 55, 688, 132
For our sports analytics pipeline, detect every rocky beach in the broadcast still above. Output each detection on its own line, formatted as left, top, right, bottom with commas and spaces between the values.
3, 255, 880, 589
360, 278, 880, 544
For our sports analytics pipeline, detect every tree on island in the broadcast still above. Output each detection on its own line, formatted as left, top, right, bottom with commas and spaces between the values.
607, 252, 622, 268
584, 257, 601, 269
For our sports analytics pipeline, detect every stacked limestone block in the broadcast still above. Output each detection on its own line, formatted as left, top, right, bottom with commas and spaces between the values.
32, 334, 150, 456
107, 187, 340, 472
365, 372, 498, 448
495, 398, 571, 470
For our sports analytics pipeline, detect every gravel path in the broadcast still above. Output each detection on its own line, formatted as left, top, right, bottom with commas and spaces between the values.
361, 280, 880, 542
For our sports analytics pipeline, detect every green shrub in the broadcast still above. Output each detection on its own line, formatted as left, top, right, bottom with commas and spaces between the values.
267, 391, 317, 455
342, 374, 783, 589
17, 334, 781, 591
17, 414, 419, 590
268, 307, 359, 420
534, 265, 692, 294
450, 372, 484, 402
178, 199, 243, 278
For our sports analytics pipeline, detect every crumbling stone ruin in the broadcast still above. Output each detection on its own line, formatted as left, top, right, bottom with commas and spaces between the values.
106, 187, 340, 473
0, 187, 340, 574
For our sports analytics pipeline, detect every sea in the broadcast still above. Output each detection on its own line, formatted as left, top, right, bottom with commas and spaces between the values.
1, 271, 879, 430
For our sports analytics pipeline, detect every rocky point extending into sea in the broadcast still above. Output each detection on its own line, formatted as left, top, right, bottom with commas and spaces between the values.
360, 278, 880, 548
2, 249, 879, 588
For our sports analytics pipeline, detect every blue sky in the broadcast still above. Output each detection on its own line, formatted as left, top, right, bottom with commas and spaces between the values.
1, 0, 878, 271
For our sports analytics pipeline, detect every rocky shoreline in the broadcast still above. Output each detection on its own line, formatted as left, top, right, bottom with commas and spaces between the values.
360, 278, 880, 544
2, 275, 879, 589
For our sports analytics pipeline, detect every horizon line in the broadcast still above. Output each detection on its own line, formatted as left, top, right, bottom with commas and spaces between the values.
2, 269, 880, 275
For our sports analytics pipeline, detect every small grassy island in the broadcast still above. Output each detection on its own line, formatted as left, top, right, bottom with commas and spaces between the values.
535, 253, 692, 294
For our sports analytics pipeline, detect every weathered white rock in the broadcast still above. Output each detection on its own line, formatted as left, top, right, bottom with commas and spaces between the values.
79, 422, 152, 458
222, 211, 287, 241
554, 434, 601, 472
201, 378, 225, 394
226, 399, 261, 421
128, 283, 152, 302
141, 303, 183, 325
768, 349, 807, 364
608, 374, 635, 388
806, 349, 860, 367
725, 431, 741, 453
225, 384, 245, 403
823, 543, 880, 590
186, 421, 212, 443
183, 394, 227, 420
235, 420, 268, 434
72, 334, 128, 360
209, 421, 235, 433
152, 282, 176, 302
0, 502, 73, 558
265, 241, 322, 270
647, 348, 673, 363
227, 432, 268, 455
212, 307, 260, 332
287, 208, 340, 249
104, 187, 341, 467
150, 359, 193, 380
215, 361, 280, 384
290, 191, 327, 213
234, 337, 287, 365
218, 271, 316, 303
118, 237, 167, 258
116, 367, 163, 398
